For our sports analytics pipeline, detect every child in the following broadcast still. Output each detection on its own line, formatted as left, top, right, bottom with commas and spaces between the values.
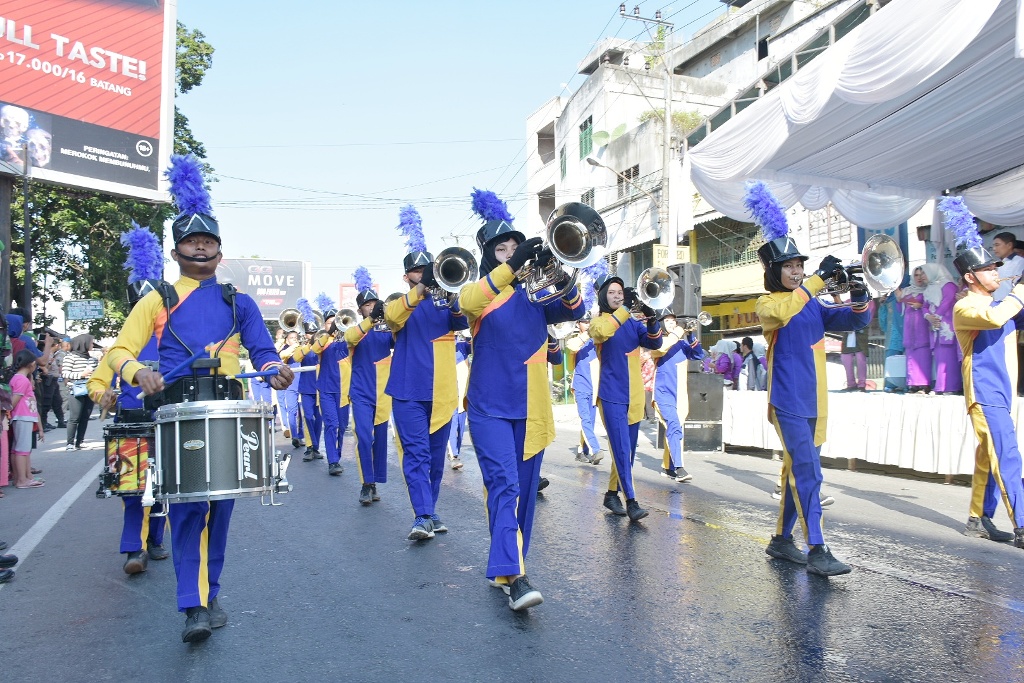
11, 349, 44, 488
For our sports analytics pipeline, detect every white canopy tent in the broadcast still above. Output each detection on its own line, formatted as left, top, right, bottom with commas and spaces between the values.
686, 0, 1024, 229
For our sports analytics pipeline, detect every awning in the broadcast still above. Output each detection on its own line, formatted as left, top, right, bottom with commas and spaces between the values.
687, 0, 1024, 228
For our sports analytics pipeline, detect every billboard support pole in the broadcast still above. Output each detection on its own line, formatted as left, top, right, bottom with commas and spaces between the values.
22, 147, 30, 321
0, 177, 10, 314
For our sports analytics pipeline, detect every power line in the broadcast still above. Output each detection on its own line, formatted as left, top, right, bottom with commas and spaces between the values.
208, 138, 522, 150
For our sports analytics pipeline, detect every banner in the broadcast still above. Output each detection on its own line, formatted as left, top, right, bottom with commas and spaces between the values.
216, 259, 310, 321
0, 0, 176, 200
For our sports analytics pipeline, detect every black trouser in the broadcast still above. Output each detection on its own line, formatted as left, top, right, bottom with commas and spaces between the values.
66, 394, 94, 446
39, 376, 64, 425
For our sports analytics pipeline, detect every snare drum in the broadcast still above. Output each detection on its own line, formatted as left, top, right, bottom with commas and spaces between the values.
154, 400, 275, 503
98, 423, 155, 497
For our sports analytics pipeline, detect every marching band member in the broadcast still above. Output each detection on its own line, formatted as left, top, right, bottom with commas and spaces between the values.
386, 204, 468, 541
292, 298, 324, 462
344, 267, 394, 504
88, 224, 168, 575
746, 181, 867, 576
590, 274, 663, 521
944, 197, 1024, 548
651, 309, 705, 483
458, 193, 585, 610
566, 312, 602, 465
307, 302, 351, 477
278, 330, 305, 449
446, 332, 471, 470
106, 154, 293, 642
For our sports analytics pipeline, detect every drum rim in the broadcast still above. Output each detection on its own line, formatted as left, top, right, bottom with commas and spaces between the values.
154, 399, 274, 421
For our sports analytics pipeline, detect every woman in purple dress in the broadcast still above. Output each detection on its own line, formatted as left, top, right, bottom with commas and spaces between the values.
896, 266, 933, 393
922, 263, 962, 394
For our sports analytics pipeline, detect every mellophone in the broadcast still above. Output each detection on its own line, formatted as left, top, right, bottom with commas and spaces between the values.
96, 366, 311, 507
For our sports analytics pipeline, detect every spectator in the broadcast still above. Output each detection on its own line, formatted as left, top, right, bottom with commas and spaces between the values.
840, 325, 870, 391
922, 263, 963, 395
35, 333, 63, 429
10, 349, 44, 489
731, 342, 743, 388
877, 290, 905, 392
992, 231, 1024, 302
62, 334, 98, 450
739, 336, 767, 391
711, 339, 738, 389
641, 349, 656, 422
897, 266, 933, 393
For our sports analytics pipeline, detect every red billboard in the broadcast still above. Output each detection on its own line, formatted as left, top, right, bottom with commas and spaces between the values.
0, 0, 176, 201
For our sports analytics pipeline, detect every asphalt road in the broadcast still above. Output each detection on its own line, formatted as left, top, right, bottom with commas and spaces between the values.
1, 408, 1021, 683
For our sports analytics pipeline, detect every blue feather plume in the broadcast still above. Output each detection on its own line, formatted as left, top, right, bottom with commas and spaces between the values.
743, 180, 789, 241
582, 259, 609, 313
165, 154, 213, 218
938, 196, 981, 249
315, 292, 335, 312
397, 205, 427, 253
353, 266, 374, 292
120, 221, 163, 283
296, 298, 315, 323
471, 188, 514, 223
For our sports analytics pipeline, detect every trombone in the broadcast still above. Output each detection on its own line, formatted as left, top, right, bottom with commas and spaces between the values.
516, 202, 607, 304
429, 246, 478, 308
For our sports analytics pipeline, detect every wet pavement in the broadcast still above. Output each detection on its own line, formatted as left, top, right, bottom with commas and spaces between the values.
1, 408, 1022, 682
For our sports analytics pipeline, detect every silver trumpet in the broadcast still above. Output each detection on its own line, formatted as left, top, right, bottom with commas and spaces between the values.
517, 202, 607, 304
335, 308, 358, 332
682, 311, 713, 331
430, 246, 478, 308
547, 320, 576, 340
632, 267, 675, 320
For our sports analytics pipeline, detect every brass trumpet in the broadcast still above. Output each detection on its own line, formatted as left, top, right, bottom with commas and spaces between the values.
430, 247, 478, 308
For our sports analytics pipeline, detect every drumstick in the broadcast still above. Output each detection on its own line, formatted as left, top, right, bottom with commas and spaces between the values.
225, 366, 318, 380
159, 350, 208, 385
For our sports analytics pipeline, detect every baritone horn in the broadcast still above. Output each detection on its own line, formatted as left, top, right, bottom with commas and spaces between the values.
279, 308, 304, 334
519, 202, 608, 304
336, 308, 358, 331
819, 234, 905, 308
430, 247, 478, 308
633, 267, 675, 320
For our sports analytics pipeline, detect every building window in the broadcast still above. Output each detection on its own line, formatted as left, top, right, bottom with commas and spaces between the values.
579, 116, 593, 160
559, 145, 566, 180
581, 188, 595, 207
617, 164, 640, 200
710, 52, 722, 67
757, 37, 769, 61
808, 205, 853, 249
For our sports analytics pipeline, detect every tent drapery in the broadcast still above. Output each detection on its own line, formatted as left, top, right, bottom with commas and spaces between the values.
687, 0, 1024, 229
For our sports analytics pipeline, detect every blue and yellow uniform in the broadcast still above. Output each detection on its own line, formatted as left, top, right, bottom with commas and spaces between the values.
459, 262, 583, 580
652, 327, 704, 472
310, 331, 351, 470
277, 342, 303, 442
385, 287, 468, 523
591, 307, 663, 502
756, 273, 870, 547
292, 344, 322, 454
447, 337, 471, 463
106, 275, 283, 613
566, 331, 600, 459
954, 285, 1024, 532
88, 337, 167, 562
344, 317, 394, 487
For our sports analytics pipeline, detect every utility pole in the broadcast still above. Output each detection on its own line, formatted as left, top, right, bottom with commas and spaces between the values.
22, 143, 31, 321
621, 5, 675, 255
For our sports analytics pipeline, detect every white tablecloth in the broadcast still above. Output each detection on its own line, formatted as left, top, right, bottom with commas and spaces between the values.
721, 392, 1004, 476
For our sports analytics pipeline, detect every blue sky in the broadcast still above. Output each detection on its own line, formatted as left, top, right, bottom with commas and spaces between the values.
175, 0, 729, 299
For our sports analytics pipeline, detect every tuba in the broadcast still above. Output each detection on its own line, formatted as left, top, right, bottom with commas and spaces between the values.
633, 267, 675, 320
279, 308, 304, 334
430, 247, 478, 308
518, 202, 608, 304
818, 234, 905, 308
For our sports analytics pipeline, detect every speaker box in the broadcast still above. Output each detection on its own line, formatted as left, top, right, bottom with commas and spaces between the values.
667, 262, 702, 319
685, 371, 724, 422
683, 421, 723, 452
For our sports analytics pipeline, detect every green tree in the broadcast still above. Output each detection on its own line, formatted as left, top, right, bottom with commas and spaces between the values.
11, 22, 214, 337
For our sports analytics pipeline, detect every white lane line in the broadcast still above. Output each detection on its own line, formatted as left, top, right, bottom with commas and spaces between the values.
0, 460, 103, 592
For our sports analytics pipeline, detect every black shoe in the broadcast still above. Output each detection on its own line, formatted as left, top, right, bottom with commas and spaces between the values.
766, 534, 807, 565
56, 422, 67, 428
407, 516, 434, 541
0, 540, 7, 551
963, 515, 1015, 543
43, 423, 55, 432
819, 492, 835, 507
0, 553, 18, 569
123, 550, 148, 574
660, 467, 678, 479
674, 467, 693, 483
182, 607, 212, 643
603, 491, 627, 516
291, 438, 301, 449
302, 448, 314, 462
359, 484, 373, 505
1015, 527, 1024, 549
328, 462, 343, 476
806, 544, 851, 576
508, 575, 543, 611
537, 477, 549, 492
626, 499, 649, 522
371, 484, 380, 501
0, 568, 13, 583
147, 541, 169, 561
312, 448, 324, 460
208, 597, 228, 629
430, 514, 448, 533
575, 450, 593, 464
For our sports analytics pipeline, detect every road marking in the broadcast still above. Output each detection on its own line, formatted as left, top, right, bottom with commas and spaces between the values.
0, 460, 103, 592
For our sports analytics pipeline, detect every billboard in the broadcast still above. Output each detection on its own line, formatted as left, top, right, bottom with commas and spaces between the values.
0, 0, 176, 201
216, 259, 311, 321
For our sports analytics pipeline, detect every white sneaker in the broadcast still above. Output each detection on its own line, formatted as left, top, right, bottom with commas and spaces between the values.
590, 450, 604, 465
65, 444, 76, 451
